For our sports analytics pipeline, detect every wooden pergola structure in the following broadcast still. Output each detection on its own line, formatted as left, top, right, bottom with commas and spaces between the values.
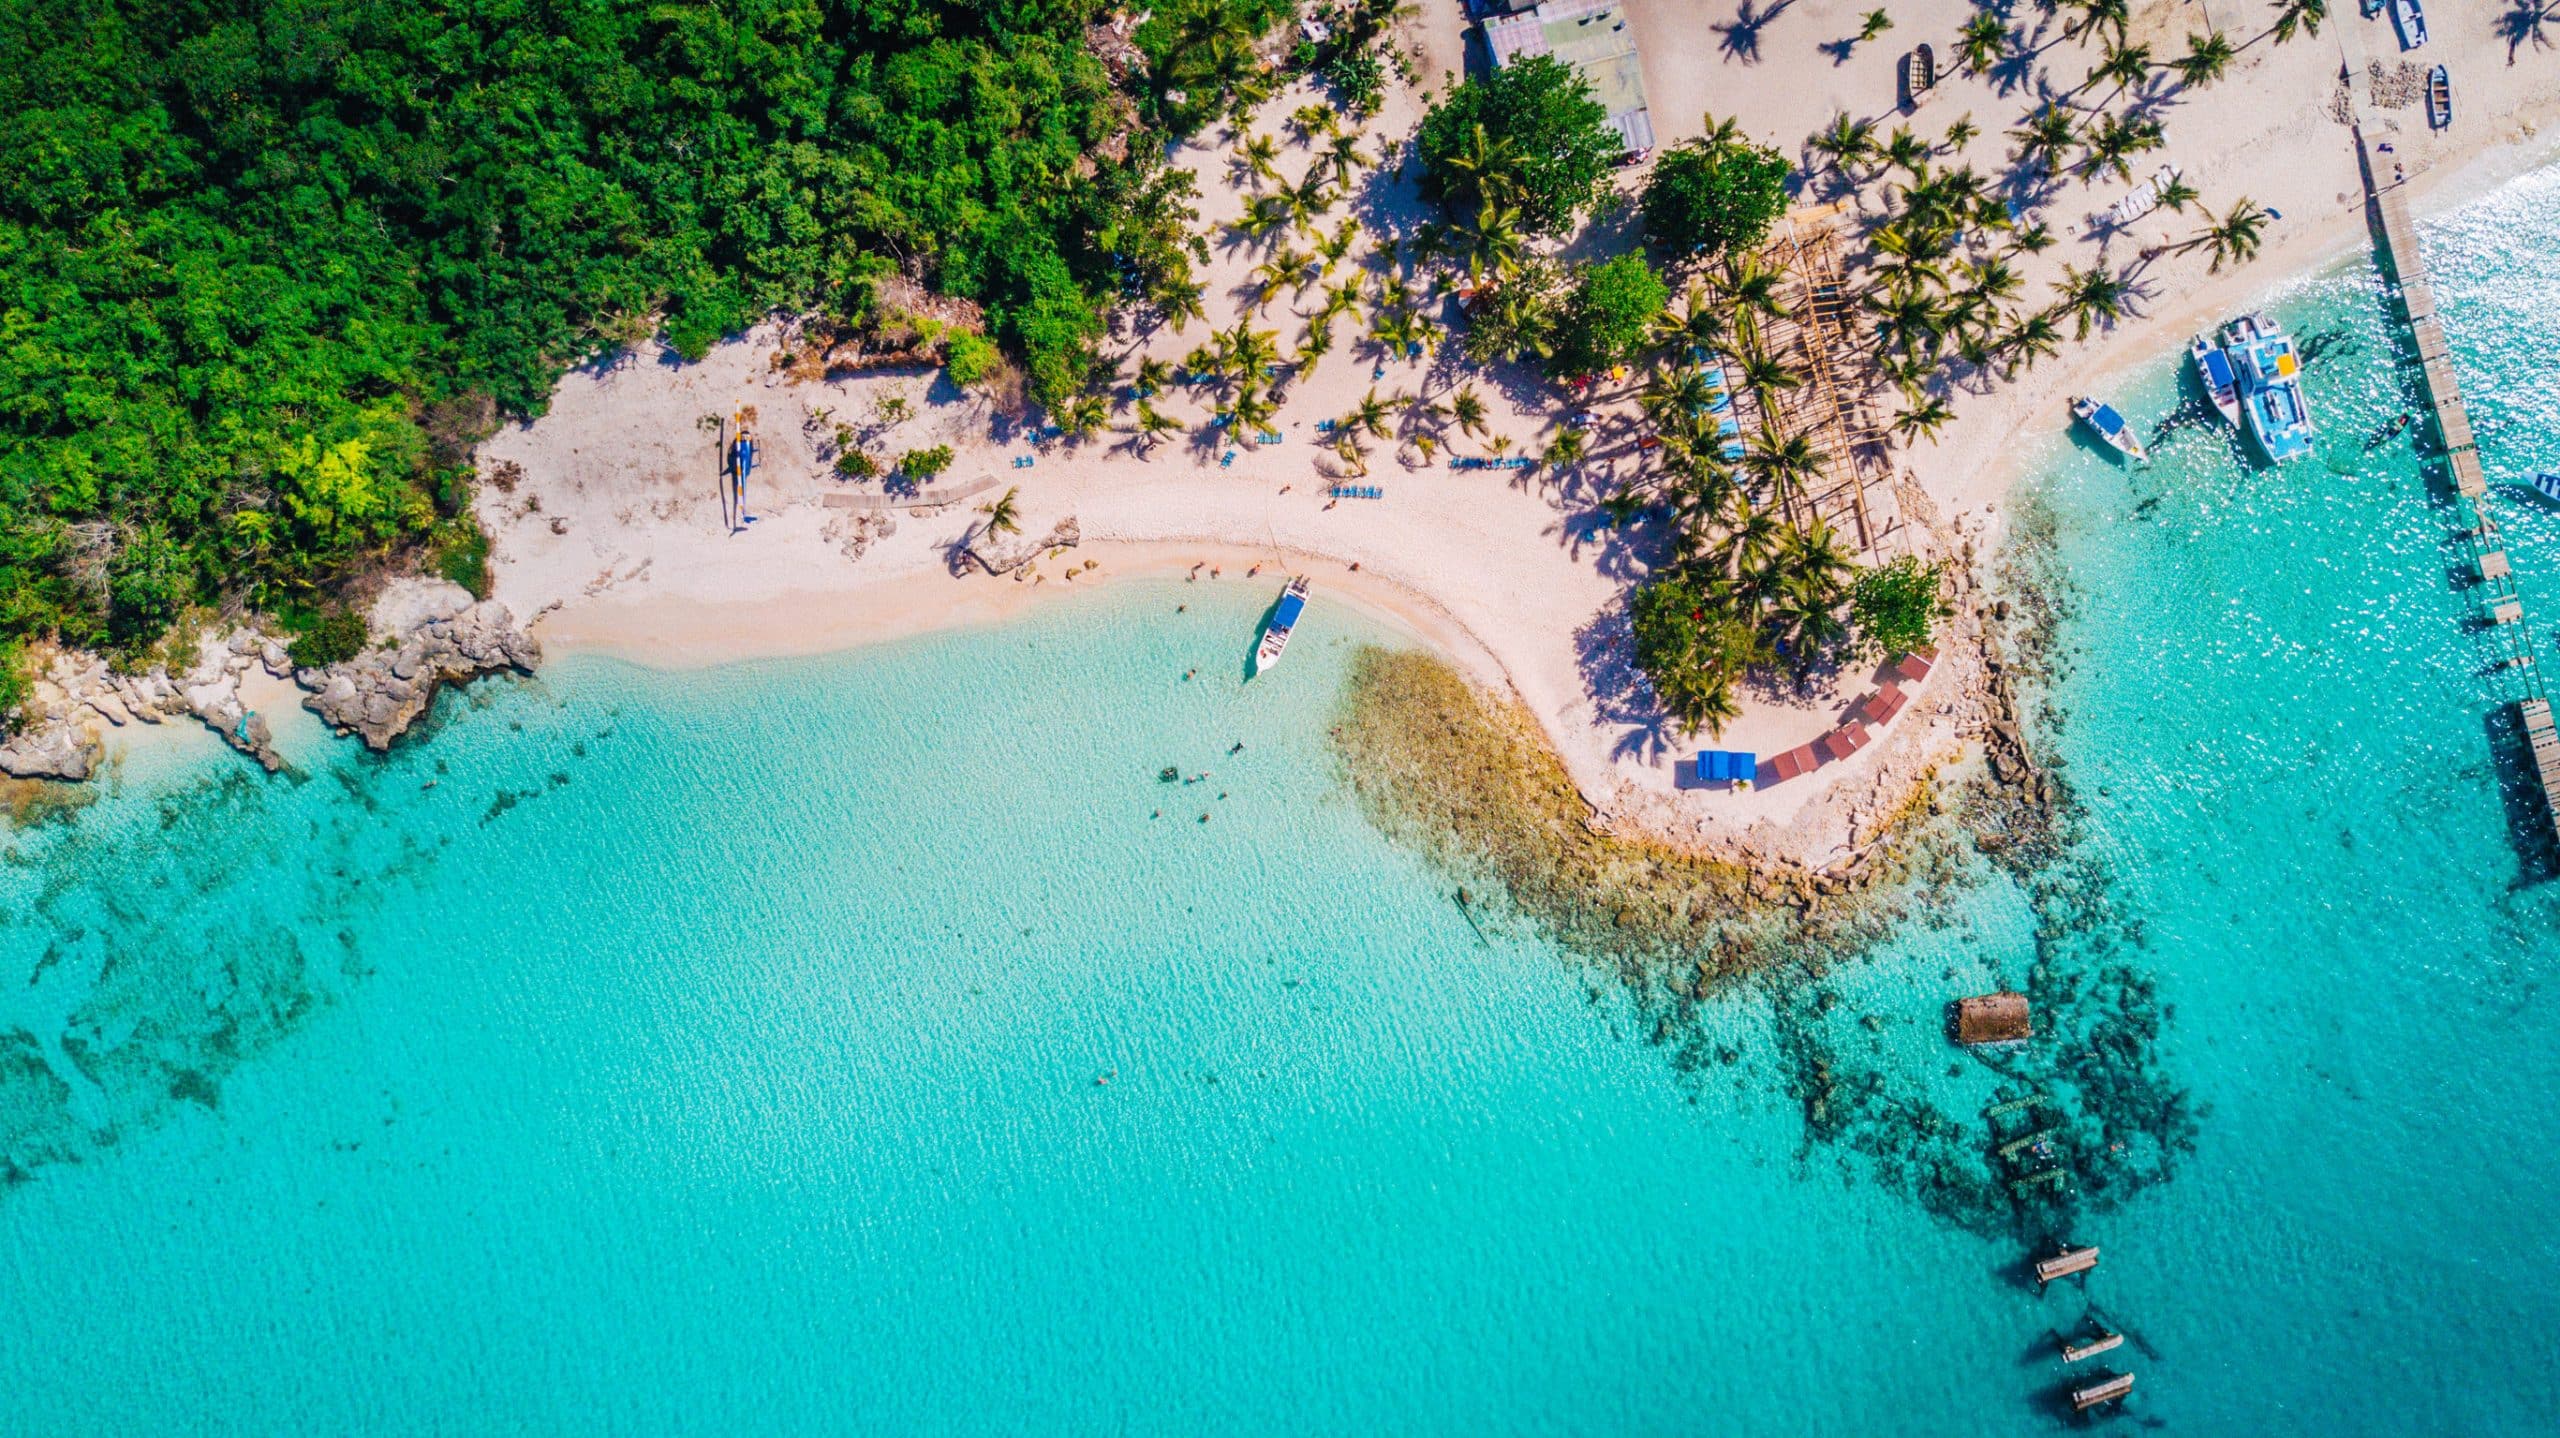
1723, 211, 1906, 560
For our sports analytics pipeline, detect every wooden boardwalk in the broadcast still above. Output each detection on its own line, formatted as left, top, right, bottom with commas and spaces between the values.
2342, 28, 2560, 839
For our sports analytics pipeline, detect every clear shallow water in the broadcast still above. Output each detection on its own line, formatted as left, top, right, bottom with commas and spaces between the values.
5, 170, 2560, 1432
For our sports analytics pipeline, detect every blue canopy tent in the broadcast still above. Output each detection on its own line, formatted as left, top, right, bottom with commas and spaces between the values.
1697, 750, 1758, 787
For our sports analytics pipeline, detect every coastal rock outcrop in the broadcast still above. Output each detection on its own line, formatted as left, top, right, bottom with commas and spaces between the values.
964, 512, 1080, 576
2, 631, 288, 777
299, 582, 540, 750
0, 712, 101, 780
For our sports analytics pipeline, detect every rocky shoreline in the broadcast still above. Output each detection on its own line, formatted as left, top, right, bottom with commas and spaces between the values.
0, 579, 540, 783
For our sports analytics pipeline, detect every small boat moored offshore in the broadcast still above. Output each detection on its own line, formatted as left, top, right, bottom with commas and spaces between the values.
2427, 63, 2451, 130
2222, 313, 2317, 463
2071, 396, 2150, 463
2393, 0, 2430, 49
2534, 472, 2560, 505
1254, 576, 1309, 673
2189, 335, 2243, 428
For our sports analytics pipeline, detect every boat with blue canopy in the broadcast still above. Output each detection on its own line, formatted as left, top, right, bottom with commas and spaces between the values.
1255, 577, 1309, 673
2190, 335, 2242, 427
2071, 396, 2149, 463
2222, 313, 2316, 463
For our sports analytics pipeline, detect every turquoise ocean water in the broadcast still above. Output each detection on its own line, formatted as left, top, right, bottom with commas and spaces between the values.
7, 167, 2560, 1433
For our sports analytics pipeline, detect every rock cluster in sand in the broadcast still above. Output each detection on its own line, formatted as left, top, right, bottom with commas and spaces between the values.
964, 513, 1080, 576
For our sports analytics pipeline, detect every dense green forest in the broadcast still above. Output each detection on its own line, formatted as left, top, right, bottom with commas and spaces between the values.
0, 0, 1258, 677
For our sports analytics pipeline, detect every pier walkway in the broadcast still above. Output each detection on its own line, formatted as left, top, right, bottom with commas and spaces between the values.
2340, 22, 2560, 841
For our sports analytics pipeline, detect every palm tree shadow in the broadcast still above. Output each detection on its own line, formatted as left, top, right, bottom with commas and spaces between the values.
1714, 0, 1798, 65
1572, 603, 1680, 762
2502, 0, 2559, 61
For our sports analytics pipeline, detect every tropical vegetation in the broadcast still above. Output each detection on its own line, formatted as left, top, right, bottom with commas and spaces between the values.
0, 0, 1276, 674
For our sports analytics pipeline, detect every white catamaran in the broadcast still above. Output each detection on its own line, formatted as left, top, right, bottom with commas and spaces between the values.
1254, 577, 1309, 673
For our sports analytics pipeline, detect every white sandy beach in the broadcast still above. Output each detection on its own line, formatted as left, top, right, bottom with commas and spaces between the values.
473, 1, 2560, 872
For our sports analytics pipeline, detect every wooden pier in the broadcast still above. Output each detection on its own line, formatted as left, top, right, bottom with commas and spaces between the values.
2341, 25, 2560, 841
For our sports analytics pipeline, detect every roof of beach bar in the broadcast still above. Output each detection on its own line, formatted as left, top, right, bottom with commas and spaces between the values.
1482, 0, 1656, 154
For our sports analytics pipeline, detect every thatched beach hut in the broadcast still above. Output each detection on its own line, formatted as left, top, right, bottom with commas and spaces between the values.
1953, 991, 2032, 1044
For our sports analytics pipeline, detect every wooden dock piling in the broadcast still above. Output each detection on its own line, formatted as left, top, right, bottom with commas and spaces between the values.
2071, 1372, 2135, 1411
2035, 1245, 2100, 1284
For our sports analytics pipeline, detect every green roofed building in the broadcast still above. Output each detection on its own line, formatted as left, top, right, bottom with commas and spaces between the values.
1480, 0, 1657, 157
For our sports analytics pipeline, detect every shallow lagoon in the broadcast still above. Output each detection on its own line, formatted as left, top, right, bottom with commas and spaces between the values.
6, 170, 2560, 1433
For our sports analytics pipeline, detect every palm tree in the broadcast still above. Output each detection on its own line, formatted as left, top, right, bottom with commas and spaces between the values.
1230, 384, 1279, 438
1653, 281, 1728, 359
1233, 133, 1281, 188
1322, 133, 1369, 189
1717, 253, 1793, 321
1544, 426, 1588, 471
1130, 400, 1183, 450
2170, 30, 2236, 87
1344, 387, 1395, 440
1152, 275, 1208, 333
1371, 307, 1430, 362
1060, 393, 1110, 440
1809, 112, 1880, 178
2002, 219, 2058, 258
1450, 386, 1489, 439
1247, 253, 1301, 311
1461, 198, 1525, 284
1745, 428, 1829, 510
1314, 218, 1363, 276
1643, 364, 1720, 427
1333, 430, 1372, 476
2186, 197, 2269, 271
979, 486, 1022, 536
1738, 347, 1804, 398
2085, 41, 2153, 104
1475, 278, 1558, 364
1955, 11, 2008, 74
2050, 263, 2132, 339
2155, 176, 2201, 214
1998, 311, 2063, 377
1132, 357, 1173, 398
1443, 122, 1523, 207
1891, 395, 1956, 446
1881, 125, 1932, 178
1870, 284, 1952, 359
1235, 196, 1291, 247
1288, 104, 1338, 144
1295, 321, 1335, 379
2266, 0, 2329, 46
2010, 105, 2078, 179
1943, 113, 1981, 153
2076, 112, 2163, 185
2062, 0, 2131, 48
1284, 169, 1337, 228
1869, 223, 1949, 296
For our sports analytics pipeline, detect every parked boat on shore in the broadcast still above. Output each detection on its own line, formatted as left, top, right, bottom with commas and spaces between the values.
2393, 0, 2430, 49
2223, 314, 2317, 463
2189, 335, 2243, 428
2428, 63, 2451, 130
1254, 576, 1309, 673
2071, 396, 2150, 463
